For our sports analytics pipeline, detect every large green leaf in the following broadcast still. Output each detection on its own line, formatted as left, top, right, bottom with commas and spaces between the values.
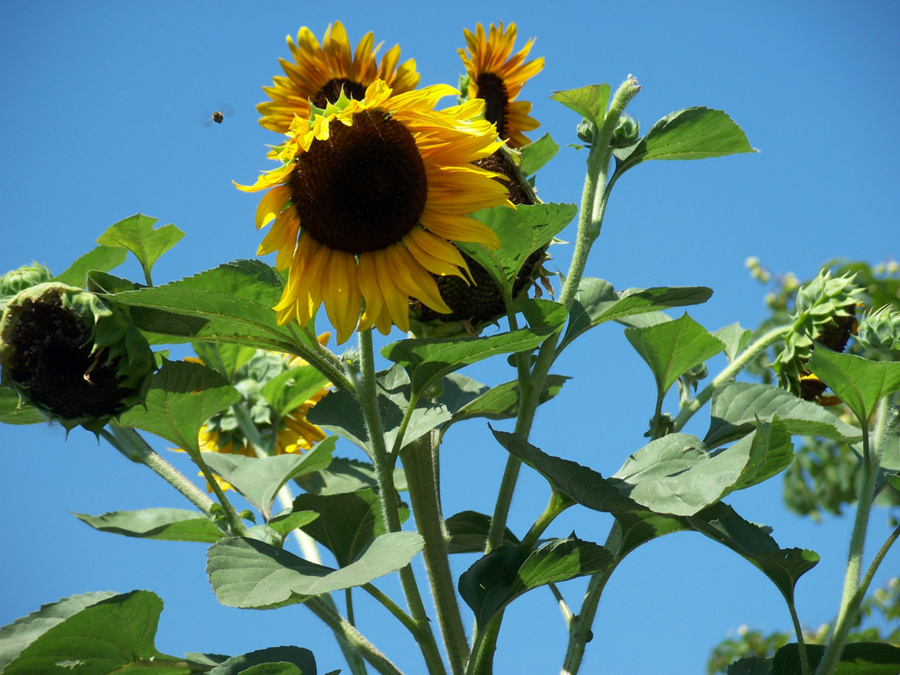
446, 375, 569, 427
261, 365, 330, 418
201, 437, 336, 518
550, 84, 611, 127
107, 259, 319, 353
307, 364, 452, 454
0, 387, 48, 425
192, 342, 257, 383
207, 533, 423, 609
2, 591, 192, 675
72, 508, 225, 543
96, 214, 184, 284
704, 381, 862, 448
445, 511, 520, 554
713, 323, 752, 363
459, 537, 613, 631
208, 647, 316, 675
625, 313, 724, 397
0, 591, 118, 671
808, 347, 900, 427
772, 642, 900, 675
292, 489, 408, 567
458, 203, 577, 290
116, 359, 241, 454
614, 107, 755, 174
518, 132, 560, 176
383, 328, 558, 398
293, 457, 407, 496
560, 279, 712, 353
53, 245, 128, 288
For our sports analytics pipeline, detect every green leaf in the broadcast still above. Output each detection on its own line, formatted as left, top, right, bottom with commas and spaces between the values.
266, 510, 320, 538
459, 537, 613, 630
808, 347, 900, 426
207, 533, 424, 609
704, 382, 862, 449
261, 365, 330, 419
307, 364, 452, 454
193, 342, 257, 382
294, 457, 407, 496
729, 417, 794, 492
292, 489, 408, 567
714, 323, 752, 363
459, 203, 577, 290
72, 508, 225, 543
0, 387, 48, 425
96, 214, 184, 284
614, 107, 755, 174
625, 313, 724, 397
53, 245, 128, 288
447, 375, 569, 427
107, 259, 319, 354
0, 591, 118, 671
518, 133, 560, 176
117, 359, 241, 454
2, 591, 191, 675
383, 328, 558, 397
725, 656, 771, 675
773, 641, 900, 674
208, 647, 316, 675
445, 511, 520, 554
550, 84, 611, 127
519, 298, 568, 331
560, 279, 712, 353
201, 436, 336, 518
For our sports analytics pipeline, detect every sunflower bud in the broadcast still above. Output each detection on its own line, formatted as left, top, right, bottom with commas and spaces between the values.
773, 270, 864, 402
0, 283, 154, 431
610, 114, 640, 147
1, 263, 53, 306
856, 305, 900, 357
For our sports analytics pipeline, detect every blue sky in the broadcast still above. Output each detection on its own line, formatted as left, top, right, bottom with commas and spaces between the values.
1, 2, 898, 673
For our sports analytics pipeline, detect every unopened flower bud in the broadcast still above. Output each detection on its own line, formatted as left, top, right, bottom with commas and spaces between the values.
610, 114, 640, 147
1, 263, 53, 304
0, 283, 155, 431
856, 305, 900, 357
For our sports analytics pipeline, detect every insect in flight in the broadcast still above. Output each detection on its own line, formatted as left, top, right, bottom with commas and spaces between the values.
203, 106, 233, 126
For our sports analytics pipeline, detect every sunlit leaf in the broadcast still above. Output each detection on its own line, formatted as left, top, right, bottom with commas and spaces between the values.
117, 359, 241, 454
704, 382, 862, 448
518, 133, 560, 176
53, 245, 128, 288
2, 591, 190, 675
614, 107, 755, 174
261, 365, 330, 418
0, 387, 48, 425
519, 298, 568, 330
201, 437, 336, 518
192, 342, 257, 382
207, 533, 423, 609
550, 84, 611, 127
447, 375, 569, 427
808, 347, 900, 427
72, 508, 225, 543
266, 510, 319, 538
625, 313, 724, 397
293, 457, 407, 496
713, 323, 752, 363
96, 214, 184, 284
208, 647, 316, 675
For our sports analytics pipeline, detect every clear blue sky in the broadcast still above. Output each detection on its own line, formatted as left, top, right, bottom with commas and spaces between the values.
1, 2, 898, 673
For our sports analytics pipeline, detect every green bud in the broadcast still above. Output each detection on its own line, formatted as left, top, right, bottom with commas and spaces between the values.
0, 282, 155, 432
856, 305, 900, 357
576, 118, 596, 146
610, 114, 640, 147
1, 263, 53, 310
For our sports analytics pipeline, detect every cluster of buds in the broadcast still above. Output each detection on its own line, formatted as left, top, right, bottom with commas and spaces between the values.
0, 278, 154, 432
773, 269, 864, 403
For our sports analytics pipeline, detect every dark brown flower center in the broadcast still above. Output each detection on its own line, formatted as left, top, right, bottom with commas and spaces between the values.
4, 297, 128, 419
476, 73, 509, 140
311, 78, 368, 109
287, 109, 428, 253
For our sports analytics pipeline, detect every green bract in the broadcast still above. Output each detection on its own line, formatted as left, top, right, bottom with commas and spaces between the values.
0, 282, 154, 432
773, 270, 864, 399
856, 305, 900, 357
0, 262, 52, 311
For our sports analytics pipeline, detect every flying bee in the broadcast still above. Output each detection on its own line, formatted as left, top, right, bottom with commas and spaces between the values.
211, 111, 225, 124
203, 106, 233, 126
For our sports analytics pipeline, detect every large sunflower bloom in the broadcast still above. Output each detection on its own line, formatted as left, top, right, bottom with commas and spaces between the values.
459, 21, 544, 148
237, 80, 512, 344
258, 22, 420, 134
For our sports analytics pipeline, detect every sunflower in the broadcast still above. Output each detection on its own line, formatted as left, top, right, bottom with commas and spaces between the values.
237, 80, 513, 344
258, 22, 420, 134
459, 21, 544, 148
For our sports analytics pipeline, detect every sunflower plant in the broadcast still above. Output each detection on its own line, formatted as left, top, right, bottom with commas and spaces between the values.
2, 20, 899, 675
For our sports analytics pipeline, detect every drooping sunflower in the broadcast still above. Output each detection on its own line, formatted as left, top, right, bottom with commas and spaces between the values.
459, 21, 544, 148
258, 22, 420, 134
237, 80, 513, 344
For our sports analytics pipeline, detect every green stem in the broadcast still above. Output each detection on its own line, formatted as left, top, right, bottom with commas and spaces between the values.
672, 324, 793, 433
520, 491, 571, 550
401, 435, 470, 675
815, 398, 887, 675
363, 583, 421, 639
306, 596, 404, 675
288, 329, 356, 394
787, 596, 810, 675
103, 425, 216, 517
468, 616, 502, 675
357, 328, 447, 675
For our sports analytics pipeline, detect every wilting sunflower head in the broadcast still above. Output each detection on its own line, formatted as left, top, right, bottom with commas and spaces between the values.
257, 21, 420, 134
459, 21, 544, 148
0, 283, 154, 432
237, 80, 513, 344
773, 269, 864, 403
